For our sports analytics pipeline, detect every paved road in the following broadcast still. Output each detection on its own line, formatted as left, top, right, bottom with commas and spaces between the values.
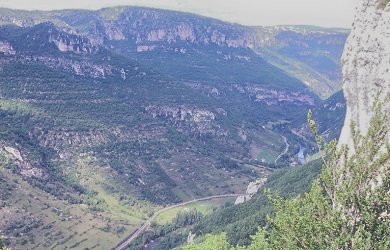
114, 194, 243, 250
275, 135, 289, 163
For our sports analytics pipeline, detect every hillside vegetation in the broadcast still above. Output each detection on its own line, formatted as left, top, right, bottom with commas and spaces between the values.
124, 159, 323, 249
0, 7, 347, 249
183, 101, 390, 249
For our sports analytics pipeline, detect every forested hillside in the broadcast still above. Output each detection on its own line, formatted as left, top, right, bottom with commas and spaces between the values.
125, 159, 323, 250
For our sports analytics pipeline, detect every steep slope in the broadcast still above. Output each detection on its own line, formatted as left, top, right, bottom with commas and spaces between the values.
288, 90, 346, 157
254, 26, 348, 98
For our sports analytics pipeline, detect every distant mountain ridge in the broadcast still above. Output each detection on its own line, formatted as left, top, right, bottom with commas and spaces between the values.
0, 6, 347, 97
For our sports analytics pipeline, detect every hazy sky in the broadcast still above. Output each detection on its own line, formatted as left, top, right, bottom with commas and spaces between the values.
0, 0, 363, 28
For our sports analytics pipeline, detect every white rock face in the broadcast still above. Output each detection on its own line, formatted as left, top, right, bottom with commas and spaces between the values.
4, 146, 23, 161
339, 0, 390, 147
235, 177, 267, 205
187, 231, 196, 243
104, 23, 126, 40
49, 35, 99, 54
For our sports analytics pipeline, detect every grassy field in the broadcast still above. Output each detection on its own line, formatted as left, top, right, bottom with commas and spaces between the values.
248, 128, 284, 163
256, 151, 279, 163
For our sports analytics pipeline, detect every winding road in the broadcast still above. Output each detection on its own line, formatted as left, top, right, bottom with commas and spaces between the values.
114, 194, 243, 250
275, 135, 289, 163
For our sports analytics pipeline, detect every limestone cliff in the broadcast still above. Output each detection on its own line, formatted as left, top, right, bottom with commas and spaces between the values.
339, 0, 390, 146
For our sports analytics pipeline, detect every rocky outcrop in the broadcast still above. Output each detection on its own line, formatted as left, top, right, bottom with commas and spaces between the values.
2, 145, 47, 179
4, 146, 23, 161
145, 105, 227, 136
33, 129, 109, 151
49, 33, 99, 54
145, 106, 217, 123
235, 177, 267, 204
339, 0, 390, 146
187, 231, 196, 243
103, 22, 126, 40
0, 41, 16, 55
0, 7, 345, 52
232, 84, 315, 106
136, 45, 156, 52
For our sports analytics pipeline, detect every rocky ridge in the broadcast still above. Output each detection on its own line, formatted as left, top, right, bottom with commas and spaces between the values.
0, 7, 347, 96
236, 84, 315, 106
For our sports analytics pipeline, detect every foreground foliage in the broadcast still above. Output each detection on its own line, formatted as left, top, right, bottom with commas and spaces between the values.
0, 236, 10, 250
185, 100, 390, 249
184, 233, 233, 250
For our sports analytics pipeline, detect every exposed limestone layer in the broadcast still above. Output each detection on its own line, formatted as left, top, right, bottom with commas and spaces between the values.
339, 0, 390, 147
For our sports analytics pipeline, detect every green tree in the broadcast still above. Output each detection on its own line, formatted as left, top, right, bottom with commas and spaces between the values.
236, 228, 270, 250
0, 236, 10, 250
183, 233, 234, 250
255, 99, 390, 249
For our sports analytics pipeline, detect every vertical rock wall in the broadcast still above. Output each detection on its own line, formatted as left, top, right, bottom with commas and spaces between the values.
339, 0, 390, 147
